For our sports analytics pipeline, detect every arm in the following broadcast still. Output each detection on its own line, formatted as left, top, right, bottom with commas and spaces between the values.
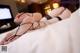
0, 27, 18, 45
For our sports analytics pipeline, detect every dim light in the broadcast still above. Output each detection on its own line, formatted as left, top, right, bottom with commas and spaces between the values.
21, 0, 26, 3
53, 3, 59, 9
46, 9, 51, 14
44, 5, 50, 9
16, 0, 20, 2
39, 0, 48, 4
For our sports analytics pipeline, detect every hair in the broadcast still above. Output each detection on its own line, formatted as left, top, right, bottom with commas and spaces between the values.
60, 0, 79, 12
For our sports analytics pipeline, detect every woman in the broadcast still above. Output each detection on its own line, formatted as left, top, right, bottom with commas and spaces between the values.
0, 7, 71, 45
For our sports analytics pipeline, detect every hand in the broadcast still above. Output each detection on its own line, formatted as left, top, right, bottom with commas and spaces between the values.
0, 33, 14, 45
14, 13, 24, 24
14, 13, 32, 24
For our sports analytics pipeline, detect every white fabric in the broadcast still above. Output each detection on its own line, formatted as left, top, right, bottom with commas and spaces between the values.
0, 8, 80, 53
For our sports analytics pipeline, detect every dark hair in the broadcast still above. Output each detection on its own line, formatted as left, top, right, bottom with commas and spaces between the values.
60, 0, 79, 12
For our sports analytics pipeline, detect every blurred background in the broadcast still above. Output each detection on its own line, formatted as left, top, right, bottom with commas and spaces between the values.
15, 0, 79, 16
0, 0, 79, 17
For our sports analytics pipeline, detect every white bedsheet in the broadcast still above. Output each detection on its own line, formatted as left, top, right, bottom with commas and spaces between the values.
0, 8, 80, 53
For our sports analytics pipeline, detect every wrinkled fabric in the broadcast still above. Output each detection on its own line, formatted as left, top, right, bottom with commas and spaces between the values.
0, 8, 80, 53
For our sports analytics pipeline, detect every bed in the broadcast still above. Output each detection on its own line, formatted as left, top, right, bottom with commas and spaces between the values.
0, 8, 80, 53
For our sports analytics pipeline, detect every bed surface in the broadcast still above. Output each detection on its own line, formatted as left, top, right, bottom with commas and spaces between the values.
0, 8, 80, 53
